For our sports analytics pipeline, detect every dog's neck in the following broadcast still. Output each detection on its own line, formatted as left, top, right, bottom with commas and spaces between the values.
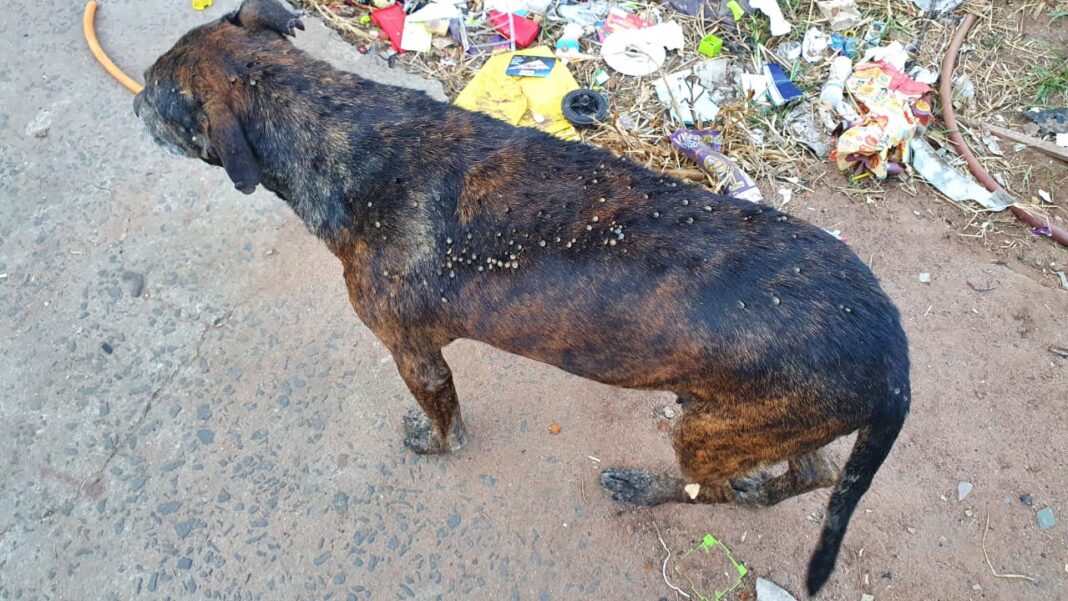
236, 65, 443, 247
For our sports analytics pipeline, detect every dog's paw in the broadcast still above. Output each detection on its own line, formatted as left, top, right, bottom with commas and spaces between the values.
402, 409, 447, 454
729, 472, 773, 506
402, 409, 468, 454
284, 17, 306, 36
600, 468, 679, 506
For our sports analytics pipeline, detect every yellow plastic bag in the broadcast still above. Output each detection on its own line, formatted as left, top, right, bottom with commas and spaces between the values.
454, 46, 579, 140
193, 0, 213, 10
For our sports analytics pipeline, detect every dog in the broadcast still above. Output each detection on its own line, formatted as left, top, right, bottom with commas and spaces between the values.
134, 0, 910, 594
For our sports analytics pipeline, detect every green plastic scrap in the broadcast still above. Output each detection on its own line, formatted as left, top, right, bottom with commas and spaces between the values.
674, 533, 749, 601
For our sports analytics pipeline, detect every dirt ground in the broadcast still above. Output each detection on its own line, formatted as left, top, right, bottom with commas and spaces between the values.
1, 1, 1066, 600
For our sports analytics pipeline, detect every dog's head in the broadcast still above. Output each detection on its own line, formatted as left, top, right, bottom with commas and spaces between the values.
134, 0, 305, 195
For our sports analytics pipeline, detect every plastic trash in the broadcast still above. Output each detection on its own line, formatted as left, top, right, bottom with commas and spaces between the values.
819, 55, 852, 105
599, 6, 652, 40
787, 101, 832, 157
670, 130, 764, 202
740, 72, 771, 104
400, 20, 433, 52
488, 11, 540, 48
653, 69, 720, 124
864, 21, 887, 47
751, 0, 792, 37
778, 41, 802, 62
765, 63, 803, 106
1025, 108, 1068, 135
556, 1, 610, 27
371, 5, 407, 52
601, 29, 665, 76
725, 0, 746, 20
561, 89, 608, 125
834, 62, 934, 180
802, 27, 830, 62
601, 21, 685, 76
555, 23, 583, 57
830, 32, 857, 57
862, 41, 910, 71
909, 138, 1012, 210
699, 34, 724, 57
454, 46, 581, 139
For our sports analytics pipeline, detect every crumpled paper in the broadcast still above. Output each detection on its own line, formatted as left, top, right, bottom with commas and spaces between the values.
833, 61, 933, 179
816, 0, 862, 31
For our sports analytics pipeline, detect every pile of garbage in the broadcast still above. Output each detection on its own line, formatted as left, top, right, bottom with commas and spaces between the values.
298, 0, 1068, 240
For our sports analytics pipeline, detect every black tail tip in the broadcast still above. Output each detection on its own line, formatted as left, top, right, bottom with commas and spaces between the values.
805, 554, 834, 597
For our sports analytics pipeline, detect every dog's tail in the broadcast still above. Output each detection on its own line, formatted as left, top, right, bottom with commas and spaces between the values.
805, 384, 909, 596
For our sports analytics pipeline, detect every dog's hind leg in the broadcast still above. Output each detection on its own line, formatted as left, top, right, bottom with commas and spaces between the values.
730, 448, 839, 507
389, 345, 468, 455
602, 398, 845, 506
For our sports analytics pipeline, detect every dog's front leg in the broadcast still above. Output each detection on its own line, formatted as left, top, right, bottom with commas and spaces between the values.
390, 345, 468, 454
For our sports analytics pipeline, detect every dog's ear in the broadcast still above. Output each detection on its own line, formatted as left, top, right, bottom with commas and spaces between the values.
233, 0, 305, 37
204, 99, 261, 195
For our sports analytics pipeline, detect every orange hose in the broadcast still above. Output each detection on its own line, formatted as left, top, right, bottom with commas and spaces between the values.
941, 14, 1068, 247
83, 0, 143, 94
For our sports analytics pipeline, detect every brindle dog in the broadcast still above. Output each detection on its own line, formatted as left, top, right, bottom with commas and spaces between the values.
135, 0, 910, 594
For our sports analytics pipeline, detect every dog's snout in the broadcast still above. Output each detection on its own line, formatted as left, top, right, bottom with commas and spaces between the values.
133, 92, 144, 118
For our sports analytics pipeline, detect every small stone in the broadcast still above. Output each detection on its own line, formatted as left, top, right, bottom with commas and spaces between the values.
1019, 493, 1034, 506
684, 483, 701, 500
964, 509, 973, 518
755, 577, 797, 601
25, 110, 52, 138
549, 423, 561, 434
906, 527, 917, 534
175, 520, 194, 539
196, 429, 215, 444
196, 405, 212, 420
937, 535, 947, 545
918, 273, 931, 284
121, 271, 145, 298
176, 558, 192, 570
972, 584, 982, 592
661, 406, 677, 420
1036, 507, 1056, 531
957, 481, 972, 501
860, 595, 875, 601
157, 501, 181, 515
100, 342, 113, 355
217, 489, 231, 503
